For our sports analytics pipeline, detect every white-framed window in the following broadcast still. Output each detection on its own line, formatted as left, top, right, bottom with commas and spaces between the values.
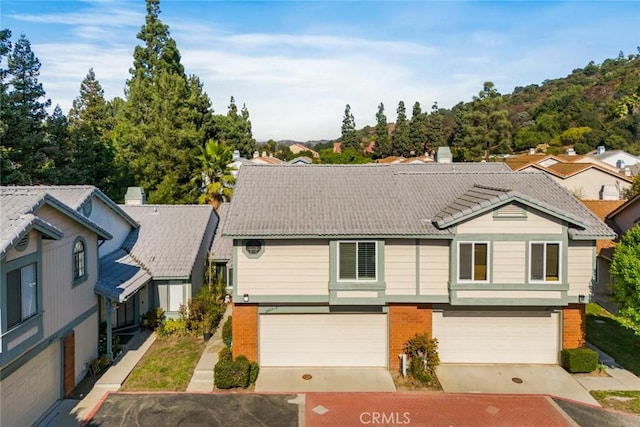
73, 238, 86, 281
6, 263, 38, 329
530, 242, 561, 282
338, 241, 377, 281
458, 242, 489, 282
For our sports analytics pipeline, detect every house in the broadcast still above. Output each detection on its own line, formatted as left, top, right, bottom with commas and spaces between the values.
0, 187, 111, 427
589, 145, 640, 173
504, 153, 633, 199
287, 156, 313, 165
224, 164, 614, 369
289, 143, 319, 159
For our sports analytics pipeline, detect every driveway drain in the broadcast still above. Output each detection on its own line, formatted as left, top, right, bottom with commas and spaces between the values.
512, 377, 523, 384
303, 374, 312, 380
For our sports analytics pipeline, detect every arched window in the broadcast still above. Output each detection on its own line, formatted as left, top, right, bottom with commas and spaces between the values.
73, 238, 86, 281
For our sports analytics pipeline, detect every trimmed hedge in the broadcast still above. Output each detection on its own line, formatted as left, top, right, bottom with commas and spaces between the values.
222, 316, 233, 348
562, 348, 598, 373
214, 354, 257, 389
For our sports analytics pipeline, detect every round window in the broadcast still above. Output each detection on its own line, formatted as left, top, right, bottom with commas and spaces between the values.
245, 239, 262, 255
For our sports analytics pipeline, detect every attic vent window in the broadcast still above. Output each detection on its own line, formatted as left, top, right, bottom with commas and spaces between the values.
16, 235, 29, 252
82, 199, 93, 216
245, 239, 264, 257
494, 205, 527, 220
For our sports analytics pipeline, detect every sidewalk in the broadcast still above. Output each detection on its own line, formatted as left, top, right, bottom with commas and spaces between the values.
574, 342, 640, 392
186, 305, 232, 392
38, 329, 156, 427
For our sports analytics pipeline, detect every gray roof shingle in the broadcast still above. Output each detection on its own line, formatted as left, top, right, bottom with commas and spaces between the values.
120, 205, 217, 279
224, 164, 614, 240
210, 203, 232, 262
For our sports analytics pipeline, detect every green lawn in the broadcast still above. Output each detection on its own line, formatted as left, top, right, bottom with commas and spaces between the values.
121, 335, 206, 391
585, 303, 640, 376
590, 390, 640, 414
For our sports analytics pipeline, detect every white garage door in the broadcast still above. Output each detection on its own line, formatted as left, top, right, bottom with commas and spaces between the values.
0, 340, 61, 427
259, 314, 387, 367
432, 310, 559, 364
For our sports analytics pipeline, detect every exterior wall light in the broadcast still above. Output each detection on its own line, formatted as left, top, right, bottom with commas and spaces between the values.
243, 294, 249, 302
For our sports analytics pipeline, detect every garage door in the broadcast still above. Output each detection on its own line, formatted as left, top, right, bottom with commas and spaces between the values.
0, 340, 61, 427
259, 314, 387, 367
432, 310, 559, 364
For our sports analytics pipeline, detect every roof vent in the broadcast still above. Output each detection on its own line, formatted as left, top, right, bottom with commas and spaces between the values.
232, 150, 240, 161
528, 147, 535, 155
15, 235, 29, 252
125, 187, 146, 205
436, 146, 452, 163
596, 145, 606, 155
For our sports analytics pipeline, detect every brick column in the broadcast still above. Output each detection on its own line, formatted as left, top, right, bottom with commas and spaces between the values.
388, 304, 432, 371
232, 303, 258, 361
562, 303, 586, 349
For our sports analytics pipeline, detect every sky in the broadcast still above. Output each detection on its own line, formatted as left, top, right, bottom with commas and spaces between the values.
2, 1, 639, 142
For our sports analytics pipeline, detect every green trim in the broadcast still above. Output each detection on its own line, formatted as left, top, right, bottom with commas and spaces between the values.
237, 295, 330, 304
242, 239, 265, 259
258, 305, 387, 314
451, 283, 568, 291
455, 233, 564, 241
225, 234, 454, 240
72, 236, 89, 287
1, 304, 98, 376
328, 240, 385, 291
386, 295, 450, 303
415, 239, 420, 295
449, 292, 570, 306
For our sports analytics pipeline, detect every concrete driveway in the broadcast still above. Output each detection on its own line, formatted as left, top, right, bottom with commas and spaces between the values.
436, 364, 600, 405
255, 368, 396, 392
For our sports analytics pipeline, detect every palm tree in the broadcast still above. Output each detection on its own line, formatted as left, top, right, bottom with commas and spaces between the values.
195, 140, 236, 209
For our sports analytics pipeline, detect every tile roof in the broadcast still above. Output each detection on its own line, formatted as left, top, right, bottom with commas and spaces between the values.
1, 187, 112, 257
119, 204, 217, 279
224, 164, 614, 240
580, 200, 625, 221
95, 249, 152, 302
210, 203, 232, 262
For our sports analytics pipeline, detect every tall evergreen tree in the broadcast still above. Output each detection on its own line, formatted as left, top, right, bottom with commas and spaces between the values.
68, 69, 117, 195
341, 104, 358, 150
373, 102, 390, 159
0, 33, 51, 184
425, 102, 445, 155
392, 101, 410, 156
113, 0, 209, 203
460, 82, 512, 161
409, 101, 428, 155
0, 29, 13, 144
211, 97, 255, 158
42, 105, 70, 184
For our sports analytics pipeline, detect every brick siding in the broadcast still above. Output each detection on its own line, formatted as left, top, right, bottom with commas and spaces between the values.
562, 303, 586, 349
388, 304, 432, 371
232, 303, 258, 361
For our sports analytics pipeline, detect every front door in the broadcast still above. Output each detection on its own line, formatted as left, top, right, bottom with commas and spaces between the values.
115, 295, 136, 329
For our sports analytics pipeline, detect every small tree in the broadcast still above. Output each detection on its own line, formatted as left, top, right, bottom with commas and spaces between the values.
403, 333, 439, 383
610, 225, 640, 335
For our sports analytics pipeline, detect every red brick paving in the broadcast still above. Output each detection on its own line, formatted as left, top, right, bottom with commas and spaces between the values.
306, 392, 572, 426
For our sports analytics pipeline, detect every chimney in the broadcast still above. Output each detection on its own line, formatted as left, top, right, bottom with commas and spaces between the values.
596, 145, 606, 155
125, 187, 146, 205
232, 149, 240, 160
624, 167, 631, 176
253, 151, 259, 159
436, 146, 452, 164
599, 185, 619, 201
566, 148, 576, 156
528, 147, 535, 155
262, 151, 267, 158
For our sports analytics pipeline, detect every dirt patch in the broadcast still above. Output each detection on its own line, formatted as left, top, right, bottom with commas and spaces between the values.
391, 371, 442, 392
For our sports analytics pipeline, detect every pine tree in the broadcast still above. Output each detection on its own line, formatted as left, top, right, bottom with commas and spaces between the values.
425, 102, 445, 155
0, 29, 13, 145
211, 97, 255, 158
409, 101, 428, 156
392, 101, 410, 156
42, 105, 70, 184
461, 82, 512, 161
341, 104, 358, 150
113, 0, 210, 203
0, 33, 51, 184
373, 102, 391, 159
68, 69, 117, 195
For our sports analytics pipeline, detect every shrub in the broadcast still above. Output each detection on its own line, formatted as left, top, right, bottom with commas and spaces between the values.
87, 355, 111, 377
222, 316, 233, 347
141, 307, 165, 330
249, 361, 260, 385
98, 322, 122, 357
562, 348, 598, 373
403, 333, 439, 384
213, 354, 254, 389
218, 346, 233, 363
157, 317, 187, 337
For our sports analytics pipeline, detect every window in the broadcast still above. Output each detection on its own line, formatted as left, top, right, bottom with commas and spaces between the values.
6, 263, 37, 329
338, 241, 376, 281
73, 238, 86, 281
245, 240, 262, 255
458, 242, 488, 281
530, 242, 560, 282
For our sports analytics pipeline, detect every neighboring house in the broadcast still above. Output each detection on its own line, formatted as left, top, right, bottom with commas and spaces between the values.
228, 150, 254, 179
589, 145, 640, 173
287, 156, 313, 165
376, 155, 434, 164
504, 153, 633, 200
0, 187, 111, 427
289, 143, 319, 159
210, 203, 233, 292
115, 204, 218, 319
250, 152, 285, 165
224, 164, 613, 369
